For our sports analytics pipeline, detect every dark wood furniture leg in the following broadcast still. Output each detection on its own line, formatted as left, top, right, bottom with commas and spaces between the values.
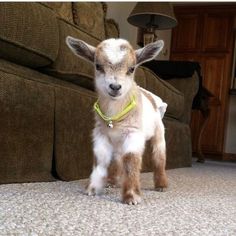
196, 107, 210, 163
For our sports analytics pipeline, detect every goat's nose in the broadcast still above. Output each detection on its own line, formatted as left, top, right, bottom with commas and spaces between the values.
109, 83, 122, 91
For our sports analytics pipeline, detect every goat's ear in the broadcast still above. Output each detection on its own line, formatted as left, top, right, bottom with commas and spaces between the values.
135, 40, 164, 66
66, 36, 96, 63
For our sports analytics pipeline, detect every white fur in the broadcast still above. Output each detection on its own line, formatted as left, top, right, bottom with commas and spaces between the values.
87, 130, 113, 195
140, 87, 167, 141
88, 165, 107, 195
93, 130, 113, 165
103, 38, 129, 64
140, 87, 167, 119
95, 72, 133, 102
122, 131, 145, 155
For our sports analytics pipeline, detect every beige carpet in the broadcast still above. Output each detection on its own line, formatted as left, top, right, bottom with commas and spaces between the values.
0, 160, 236, 236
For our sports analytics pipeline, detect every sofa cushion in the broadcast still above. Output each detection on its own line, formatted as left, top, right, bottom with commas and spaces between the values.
0, 60, 55, 183
163, 118, 192, 169
42, 2, 74, 24
166, 72, 199, 123
54, 86, 96, 180
135, 67, 147, 89
43, 18, 100, 91
142, 67, 185, 121
0, 3, 59, 68
72, 2, 106, 41
105, 19, 120, 39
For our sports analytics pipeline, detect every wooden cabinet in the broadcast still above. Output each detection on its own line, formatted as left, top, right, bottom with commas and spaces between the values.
203, 14, 232, 52
172, 13, 202, 52
171, 5, 236, 158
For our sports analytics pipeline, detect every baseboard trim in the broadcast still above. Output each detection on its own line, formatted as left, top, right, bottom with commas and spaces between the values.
193, 152, 236, 162
223, 153, 236, 162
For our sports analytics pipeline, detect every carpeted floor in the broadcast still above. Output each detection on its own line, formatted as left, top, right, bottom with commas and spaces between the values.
0, 160, 236, 236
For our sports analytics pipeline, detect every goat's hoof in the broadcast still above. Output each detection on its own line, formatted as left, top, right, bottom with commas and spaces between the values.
154, 175, 168, 191
123, 193, 141, 205
86, 185, 102, 196
106, 183, 116, 188
155, 187, 165, 192
86, 187, 96, 196
106, 177, 121, 188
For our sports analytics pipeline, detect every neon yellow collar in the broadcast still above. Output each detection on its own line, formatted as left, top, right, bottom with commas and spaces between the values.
94, 95, 136, 128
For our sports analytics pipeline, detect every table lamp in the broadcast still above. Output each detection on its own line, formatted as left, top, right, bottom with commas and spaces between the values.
127, 2, 177, 46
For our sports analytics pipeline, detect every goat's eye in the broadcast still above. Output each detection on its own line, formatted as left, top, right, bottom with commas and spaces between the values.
95, 64, 104, 73
127, 66, 135, 75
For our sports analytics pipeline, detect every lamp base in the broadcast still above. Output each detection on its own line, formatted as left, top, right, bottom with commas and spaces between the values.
143, 32, 154, 46
143, 28, 158, 46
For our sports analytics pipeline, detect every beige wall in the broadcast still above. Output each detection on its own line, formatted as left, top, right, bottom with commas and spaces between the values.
106, 2, 172, 60
106, 2, 137, 47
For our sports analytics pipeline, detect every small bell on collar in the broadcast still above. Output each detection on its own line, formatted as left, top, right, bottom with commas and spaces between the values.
107, 120, 113, 128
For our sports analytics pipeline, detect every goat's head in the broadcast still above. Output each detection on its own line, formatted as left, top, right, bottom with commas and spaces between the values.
66, 37, 164, 100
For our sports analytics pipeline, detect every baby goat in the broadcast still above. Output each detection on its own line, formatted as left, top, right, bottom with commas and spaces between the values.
66, 37, 168, 205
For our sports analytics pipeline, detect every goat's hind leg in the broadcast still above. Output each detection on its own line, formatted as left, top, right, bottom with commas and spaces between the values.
107, 157, 122, 188
151, 123, 168, 191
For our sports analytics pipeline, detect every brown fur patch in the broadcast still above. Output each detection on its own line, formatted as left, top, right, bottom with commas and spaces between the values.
141, 90, 157, 111
107, 159, 122, 187
95, 41, 136, 70
122, 153, 142, 202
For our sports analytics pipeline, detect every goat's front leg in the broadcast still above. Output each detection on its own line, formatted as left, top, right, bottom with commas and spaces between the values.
121, 133, 144, 205
122, 152, 142, 205
87, 133, 113, 196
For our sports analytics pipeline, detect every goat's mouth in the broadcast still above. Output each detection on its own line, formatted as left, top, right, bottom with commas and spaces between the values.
108, 91, 122, 98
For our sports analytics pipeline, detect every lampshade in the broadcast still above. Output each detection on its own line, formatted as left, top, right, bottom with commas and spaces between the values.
127, 2, 177, 30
